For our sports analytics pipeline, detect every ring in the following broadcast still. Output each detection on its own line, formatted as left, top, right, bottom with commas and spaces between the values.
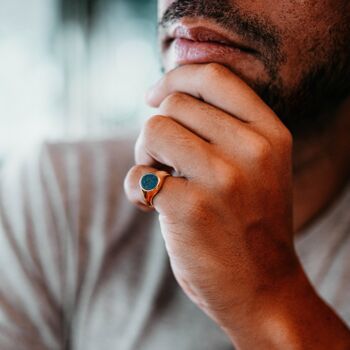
139, 170, 171, 208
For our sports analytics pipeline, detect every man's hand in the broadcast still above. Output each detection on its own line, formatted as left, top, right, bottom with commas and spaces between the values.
124, 63, 350, 349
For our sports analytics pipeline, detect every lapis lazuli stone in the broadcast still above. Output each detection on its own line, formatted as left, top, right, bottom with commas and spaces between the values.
141, 173, 159, 191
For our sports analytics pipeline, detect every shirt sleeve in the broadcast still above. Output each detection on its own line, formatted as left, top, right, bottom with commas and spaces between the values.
0, 135, 137, 349
0, 143, 66, 349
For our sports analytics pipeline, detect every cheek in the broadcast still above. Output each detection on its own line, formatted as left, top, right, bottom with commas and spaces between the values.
256, 1, 342, 84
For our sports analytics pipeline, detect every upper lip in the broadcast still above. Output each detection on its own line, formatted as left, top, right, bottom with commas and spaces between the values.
162, 23, 258, 54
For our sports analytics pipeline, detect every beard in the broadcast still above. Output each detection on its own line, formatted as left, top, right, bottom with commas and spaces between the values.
254, 46, 350, 140
159, 0, 350, 140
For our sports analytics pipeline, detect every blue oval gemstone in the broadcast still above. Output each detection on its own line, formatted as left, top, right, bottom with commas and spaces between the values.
141, 173, 159, 191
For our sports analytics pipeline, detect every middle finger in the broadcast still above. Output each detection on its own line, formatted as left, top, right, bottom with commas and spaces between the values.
135, 114, 215, 182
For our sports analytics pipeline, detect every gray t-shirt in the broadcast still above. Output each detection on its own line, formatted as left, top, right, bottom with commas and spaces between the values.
0, 134, 349, 350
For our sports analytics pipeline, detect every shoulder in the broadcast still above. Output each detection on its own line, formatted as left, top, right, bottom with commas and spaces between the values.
1, 131, 138, 187
0, 130, 141, 253
43, 131, 140, 232
0, 130, 146, 294
43, 131, 138, 182
0, 132, 158, 348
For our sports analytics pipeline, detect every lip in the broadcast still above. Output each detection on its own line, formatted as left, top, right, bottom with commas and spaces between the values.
170, 37, 256, 67
163, 25, 258, 55
162, 23, 261, 68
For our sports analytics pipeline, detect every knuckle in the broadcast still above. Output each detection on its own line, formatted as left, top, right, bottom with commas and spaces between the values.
213, 159, 239, 192
248, 136, 272, 162
270, 127, 293, 157
219, 166, 239, 192
143, 114, 168, 140
160, 92, 187, 114
270, 125, 293, 148
280, 128, 293, 150
145, 114, 167, 130
123, 166, 139, 196
204, 62, 227, 80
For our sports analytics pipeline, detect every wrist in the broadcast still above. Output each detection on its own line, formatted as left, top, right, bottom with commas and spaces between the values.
222, 263, 317, 348
223, 264, 350, 350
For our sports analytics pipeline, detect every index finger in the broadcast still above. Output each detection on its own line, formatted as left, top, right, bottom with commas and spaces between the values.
146, 63, 284, 132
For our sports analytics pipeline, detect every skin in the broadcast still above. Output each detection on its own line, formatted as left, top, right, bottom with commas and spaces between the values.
124, 0, 350, 348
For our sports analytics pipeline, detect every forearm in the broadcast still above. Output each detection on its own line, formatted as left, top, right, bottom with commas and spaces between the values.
224, 267, 350, 349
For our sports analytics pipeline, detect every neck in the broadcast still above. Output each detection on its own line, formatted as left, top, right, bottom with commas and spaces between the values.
293, 99, 350, 234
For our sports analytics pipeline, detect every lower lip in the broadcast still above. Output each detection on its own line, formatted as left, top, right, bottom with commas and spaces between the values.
170, 38, 256, 66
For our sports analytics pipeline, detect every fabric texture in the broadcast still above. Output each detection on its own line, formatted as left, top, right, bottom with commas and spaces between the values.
0, 133, 349, 350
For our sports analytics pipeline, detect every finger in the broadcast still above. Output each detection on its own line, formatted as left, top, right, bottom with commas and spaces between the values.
123, 164, 188, 217
135, 114, 215, 182
158, 91, 262, 155
146, 63, 285, 136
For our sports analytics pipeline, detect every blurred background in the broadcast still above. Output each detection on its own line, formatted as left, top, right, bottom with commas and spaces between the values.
0, 0, 159, 161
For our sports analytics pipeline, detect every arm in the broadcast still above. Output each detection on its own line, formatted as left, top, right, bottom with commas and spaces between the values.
224, 265, 350, 349
0, 145, 66, 349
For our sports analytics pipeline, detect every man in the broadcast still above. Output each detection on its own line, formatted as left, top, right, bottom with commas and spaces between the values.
0, 0, 350, 349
